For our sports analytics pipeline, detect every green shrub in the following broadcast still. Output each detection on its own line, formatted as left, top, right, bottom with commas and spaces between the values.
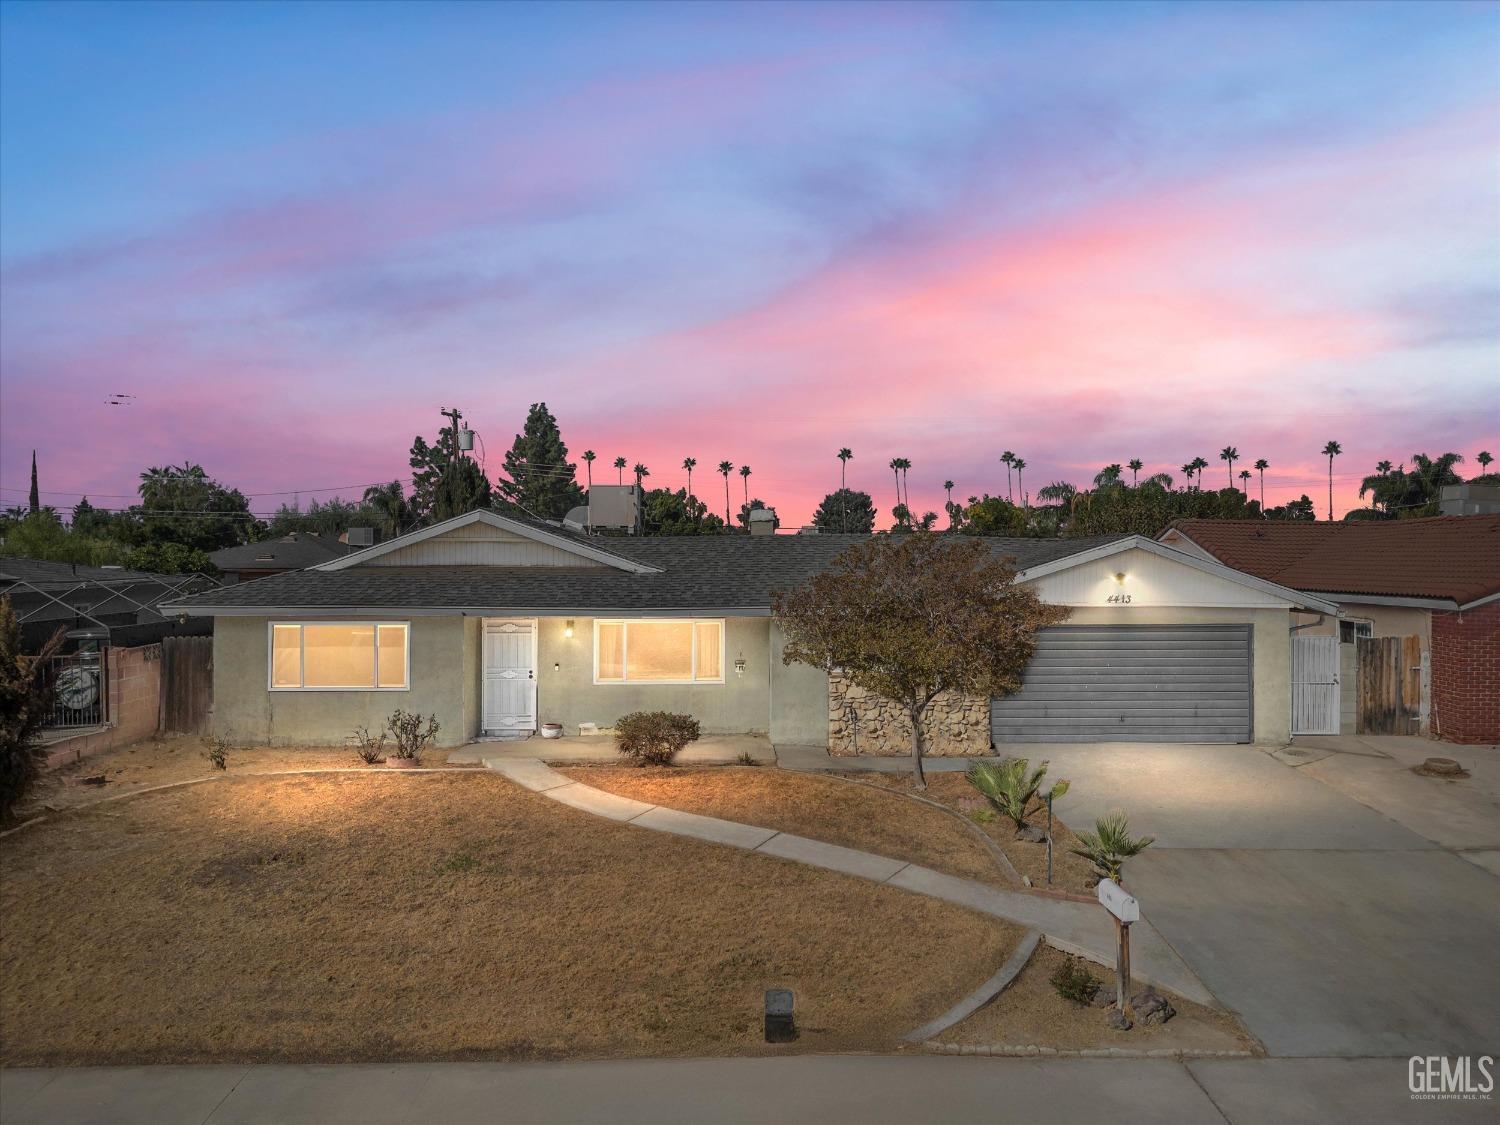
615, 711, 701, 766
386, 709, 440, 761
0, 598, 64, 822
966, 757, 1069, 838
1050, 958, 1101, 1005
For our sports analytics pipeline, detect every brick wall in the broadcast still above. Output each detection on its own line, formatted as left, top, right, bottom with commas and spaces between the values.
45, 644, 163, 768
1430, 601, 1500, 745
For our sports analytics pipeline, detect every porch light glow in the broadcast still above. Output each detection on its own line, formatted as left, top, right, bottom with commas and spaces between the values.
564, 620, 575, 638
1114, 572, 1127, 584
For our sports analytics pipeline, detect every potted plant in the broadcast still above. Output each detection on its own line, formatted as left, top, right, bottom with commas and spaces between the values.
385, 708, 440, 768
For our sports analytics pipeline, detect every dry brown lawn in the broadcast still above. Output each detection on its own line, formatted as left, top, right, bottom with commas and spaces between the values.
946, 945, 1258, 1054
846, 772, 1098, 894
562, 766, 1005, 885
1, 772, 1019, 1065
26, 734, 478, 816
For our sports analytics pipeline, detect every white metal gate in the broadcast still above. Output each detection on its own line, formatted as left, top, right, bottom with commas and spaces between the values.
482, 618, 536, 735
1291, 635, 1339, 735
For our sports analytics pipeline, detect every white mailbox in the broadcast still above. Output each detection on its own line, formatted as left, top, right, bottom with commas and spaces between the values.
1096, 878, 1139, 924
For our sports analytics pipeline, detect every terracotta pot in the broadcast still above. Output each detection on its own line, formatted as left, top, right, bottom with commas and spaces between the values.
385, 755, 422, 769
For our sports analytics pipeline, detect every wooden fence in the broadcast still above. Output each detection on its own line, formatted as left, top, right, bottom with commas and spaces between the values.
1356, 635, 1422, 735
160, 635, 213, 734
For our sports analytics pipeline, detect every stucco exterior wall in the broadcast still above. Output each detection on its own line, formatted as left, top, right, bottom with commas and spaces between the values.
769, 620, 830, 747
1063, 606, 1292, 744
210, 616, 471, 747
1293, 603, 1432, 735
533, 615, 777, 737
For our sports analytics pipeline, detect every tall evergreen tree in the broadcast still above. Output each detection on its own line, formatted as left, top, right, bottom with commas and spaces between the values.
812, 489, 876, 533
28, 452, 38, 514
410, 425, 491, 523
494, 403, 585, 519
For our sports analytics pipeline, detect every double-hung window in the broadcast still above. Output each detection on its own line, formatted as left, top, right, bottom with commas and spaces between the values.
594, 619, 724, 684
270, 622, 409, 690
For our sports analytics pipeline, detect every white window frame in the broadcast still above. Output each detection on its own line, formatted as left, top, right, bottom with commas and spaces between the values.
267, 621, 411, 692
592, 618, 725, 685
1339, 619, 1374, 644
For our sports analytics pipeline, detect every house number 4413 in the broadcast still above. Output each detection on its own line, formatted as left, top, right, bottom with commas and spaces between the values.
1107, 593, 1133, 604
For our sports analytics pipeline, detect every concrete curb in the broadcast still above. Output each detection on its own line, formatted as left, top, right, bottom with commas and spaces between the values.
924, 1042, 1256, 1058
904, 929, 1043, 1043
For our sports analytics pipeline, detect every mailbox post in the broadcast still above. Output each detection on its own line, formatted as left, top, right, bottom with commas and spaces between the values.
1096, 879, 1139, 1019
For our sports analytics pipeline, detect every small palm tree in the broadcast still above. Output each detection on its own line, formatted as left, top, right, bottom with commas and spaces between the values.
613, 455, 627, 485
1321, 440, 1342, 520
1478, 450, 1494, 474
1013, 457, 1027, 506
581, 450, 596, 493
682, 456, 697, 500
1128, 458, 1143, 486
967, 758, 1070, 841
739, 464, 752, 509
1001, 450, 1015, 501
1180, 461, 1196, 489
1254, 458, 1269, 507
633, 463, 650, 489
1192, 456, 1209, 488
718, 461, 734, 524
888, 458, 902, 508
1239, 468, 1251, 493
1070, 811, 1155, 885
1220, 446, 1239, 488
943, 480, 954, 508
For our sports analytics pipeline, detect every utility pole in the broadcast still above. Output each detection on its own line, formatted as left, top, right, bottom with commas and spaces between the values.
440, 408, 464, 461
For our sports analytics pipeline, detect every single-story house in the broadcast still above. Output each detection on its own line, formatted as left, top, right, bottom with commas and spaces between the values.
159, 510, 1338, 751
1159, 516, 1500, 743
210, 533, 362, 584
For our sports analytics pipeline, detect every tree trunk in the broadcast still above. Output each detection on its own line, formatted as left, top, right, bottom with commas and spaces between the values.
909, 706, 927, 789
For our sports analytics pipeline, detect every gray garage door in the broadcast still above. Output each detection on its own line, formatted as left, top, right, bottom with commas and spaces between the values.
991, 624, 1252, 744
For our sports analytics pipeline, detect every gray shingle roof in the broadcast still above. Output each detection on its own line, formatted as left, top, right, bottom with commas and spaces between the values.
209, 534, 359, 572
162, 534, 1130, 615
0, 557, 171, 588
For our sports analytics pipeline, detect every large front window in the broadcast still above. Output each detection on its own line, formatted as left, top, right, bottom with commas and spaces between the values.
270, 622, 409, 690
594, 619, 724, 684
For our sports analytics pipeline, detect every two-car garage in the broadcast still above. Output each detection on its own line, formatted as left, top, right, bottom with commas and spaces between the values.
990, 624, 1253, 744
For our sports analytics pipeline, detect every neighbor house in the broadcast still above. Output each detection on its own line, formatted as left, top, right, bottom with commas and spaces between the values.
159, 510, 1339, 751
1159, 516, 1500, 743
209, 532, 363, 584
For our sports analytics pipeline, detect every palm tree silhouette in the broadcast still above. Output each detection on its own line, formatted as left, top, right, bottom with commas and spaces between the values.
1190, 456, 1209, 489
1128, 458, 1143, 487
1239, 469, 1252, 494
613, 456, 626, 485
1476, 450, 1493, 474
1220, 446, 1239, 489
1013, 457, 1027, 507
943, 480, 954, 507
1321, 441, 1342, 520
739, 465, 751, 511
1180, 462, 1197, 490
581, 450, 596, 494
888, 458, 902, 509
1001, 451, 1015, 501
633, 463, 650, 489
682, 457, 697, 501
898, 458, 912, 510
837, 448, 853, 532
1254, 458, 1269, 507
718, 461, 734, 524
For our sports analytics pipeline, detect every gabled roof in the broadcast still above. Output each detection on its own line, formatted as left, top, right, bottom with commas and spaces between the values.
314, 510, 663, 575
1161, 517, 1500, 608
209, 533, 356, 572
1018, 536, 1339, 614
159, 533, 1131, 616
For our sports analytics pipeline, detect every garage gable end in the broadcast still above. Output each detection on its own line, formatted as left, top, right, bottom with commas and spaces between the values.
1019, 539, 1336, 612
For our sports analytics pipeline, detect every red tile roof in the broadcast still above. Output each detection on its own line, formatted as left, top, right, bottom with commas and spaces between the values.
1161, 517, 1500, 606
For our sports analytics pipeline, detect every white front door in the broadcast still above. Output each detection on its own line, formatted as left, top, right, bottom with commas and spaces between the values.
483, 618, 536, 734
1291, 635, 1340, 735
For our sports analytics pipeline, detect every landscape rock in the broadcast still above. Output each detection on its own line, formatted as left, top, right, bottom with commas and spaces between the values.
1131, 988, 1176, 1026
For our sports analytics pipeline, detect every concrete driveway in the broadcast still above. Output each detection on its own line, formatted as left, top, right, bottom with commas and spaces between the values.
1035, 741, 1500, 1058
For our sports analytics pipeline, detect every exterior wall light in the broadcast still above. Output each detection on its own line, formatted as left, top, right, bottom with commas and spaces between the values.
1114, 572, 1127, 584
564, 620, 575, 638
735, 653, 747, 677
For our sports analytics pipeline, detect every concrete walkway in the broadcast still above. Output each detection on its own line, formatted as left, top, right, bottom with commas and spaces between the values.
3, 1057, 1485, 1125
489, 759, 1214, 1006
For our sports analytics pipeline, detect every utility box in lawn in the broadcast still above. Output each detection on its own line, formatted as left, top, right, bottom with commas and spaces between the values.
764, 989, 796, 1043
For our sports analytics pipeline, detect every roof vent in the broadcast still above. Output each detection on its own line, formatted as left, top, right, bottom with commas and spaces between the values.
748, 508, 778, 536
585, 485, 640, 533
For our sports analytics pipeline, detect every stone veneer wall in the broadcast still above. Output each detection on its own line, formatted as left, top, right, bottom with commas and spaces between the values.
827, 672, 991, 757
